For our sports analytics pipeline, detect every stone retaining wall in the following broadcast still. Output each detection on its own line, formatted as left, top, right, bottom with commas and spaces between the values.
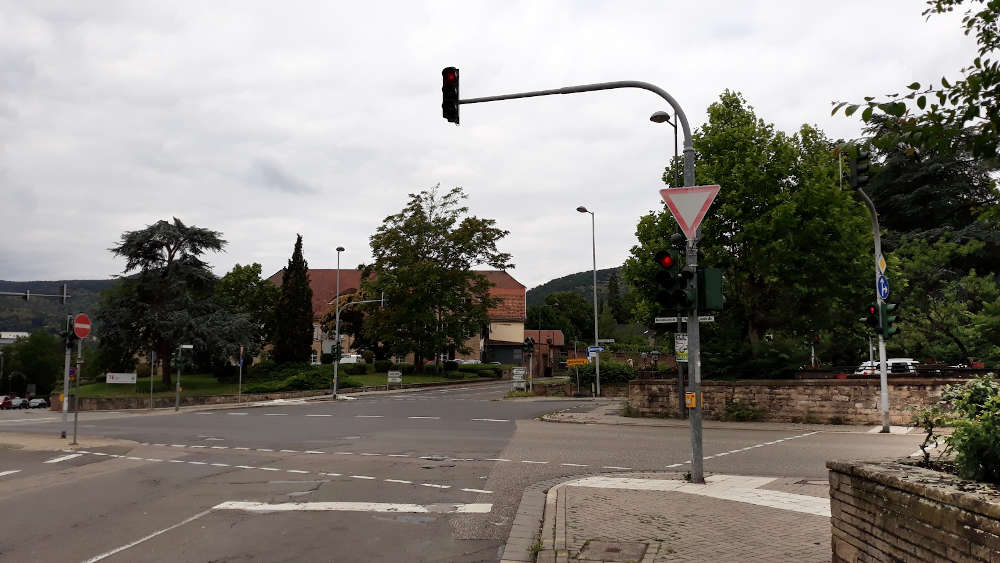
827, 460, 1000, 562
628, 378, 966, 424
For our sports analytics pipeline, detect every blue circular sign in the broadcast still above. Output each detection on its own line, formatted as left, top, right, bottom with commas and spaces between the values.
877, 275, 890, 300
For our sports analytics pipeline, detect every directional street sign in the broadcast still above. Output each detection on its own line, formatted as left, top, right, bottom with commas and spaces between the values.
659, 185, 721, 239
566, 358, 588, 367
73, 313, 91, 339
654, 316, 714, 324
597, 338, 615, 344
877, 275, 890, 300
587, 346, 605, 353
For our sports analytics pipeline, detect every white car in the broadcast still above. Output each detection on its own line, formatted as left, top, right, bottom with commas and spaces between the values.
854, 358, 919, 375
339, 354, 364, 364
10, 397, 29, 409
28, 398, 48, 409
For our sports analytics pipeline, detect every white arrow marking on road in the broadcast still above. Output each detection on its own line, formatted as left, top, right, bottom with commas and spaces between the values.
44, 453, 82, 464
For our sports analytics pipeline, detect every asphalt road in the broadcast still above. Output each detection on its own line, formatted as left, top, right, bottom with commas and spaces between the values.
0, 381, 925, 562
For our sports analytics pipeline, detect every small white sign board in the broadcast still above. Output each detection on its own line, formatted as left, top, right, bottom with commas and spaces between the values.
387, 370, 402, 384
511, 367, 526, 380
107, 372, 137, 384
659, 185, 721, 239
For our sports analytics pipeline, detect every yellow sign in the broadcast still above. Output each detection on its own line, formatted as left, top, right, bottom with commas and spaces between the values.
59, 393, 65, 403
685, 392, 698, 408
566, 358, 589, 367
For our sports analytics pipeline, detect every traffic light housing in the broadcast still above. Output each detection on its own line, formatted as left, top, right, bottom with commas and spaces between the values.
849, 149, 870, 189
441, 67, 460, 124
864, 304, 880, 331
697, 266, 724, 311
653, 250, 694, 312
332, 342, 342, 362
523, 337, 534, 355
881, 303, 899, 340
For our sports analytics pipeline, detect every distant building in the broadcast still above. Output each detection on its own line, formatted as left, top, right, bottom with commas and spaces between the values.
266, 269, 526, 365
523, 329, 565, 377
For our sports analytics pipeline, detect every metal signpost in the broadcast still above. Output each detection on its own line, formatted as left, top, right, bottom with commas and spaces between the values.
511, 367, 526, 391
387, 370, 402, 390
70, 313, 90, 446
175, 344, 193, 412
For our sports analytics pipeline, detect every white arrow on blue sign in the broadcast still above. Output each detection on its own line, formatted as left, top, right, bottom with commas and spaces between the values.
877, 275, 890, 300
587, 346, 605, 353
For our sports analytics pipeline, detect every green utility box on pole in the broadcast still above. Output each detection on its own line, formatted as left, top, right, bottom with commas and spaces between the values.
697, 267, 724, 311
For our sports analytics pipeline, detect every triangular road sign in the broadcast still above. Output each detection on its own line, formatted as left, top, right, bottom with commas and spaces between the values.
659, 185, 720, 239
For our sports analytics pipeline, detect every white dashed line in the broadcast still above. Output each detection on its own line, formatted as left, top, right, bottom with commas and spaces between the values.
486, 458, 511, 462
350, 475, 376, 480
460, 488, 493, 494
305, 450, 325, 454
602, 466, 632, 470
356, 415, 384, 418
0, 470, 21, 477
259, 467, 280, 472
227, 413, 248, 416
388, 454, 409, 457
264, 413, 289, 416
236, 465, 257, 469
335, 452, 354, 455
196, 412, 214, 415
520, 460, 548, 464
421, 483, 451, 489
471, 418, 509, 422
385, 479, 412, 484
210, 446, 228, 449
320, 472, 342, 477
560, 463, 589, 467
256, 449, 274, 452
189, 446, 207, 449
188, 461, 207, 465
286, 469, 310, 474
214, 501, 492, 514
211, 463, 230, 467
169, 460, 185, 463
306, 414, 332, 417
360, 453, 381, 456
279, 449, 299, 453
44, 454, 82, 464
407, 416, 440, 420
234, 447, 250, 450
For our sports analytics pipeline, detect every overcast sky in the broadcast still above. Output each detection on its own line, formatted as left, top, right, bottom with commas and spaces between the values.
0, 1, 979, 289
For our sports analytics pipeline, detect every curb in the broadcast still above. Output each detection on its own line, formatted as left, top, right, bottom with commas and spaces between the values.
500, 475, 582, 563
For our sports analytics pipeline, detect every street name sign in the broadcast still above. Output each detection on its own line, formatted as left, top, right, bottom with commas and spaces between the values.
107, 372, 137, 384
511, 367, 526, 380
587, 346, 605, 353
659, 185, 721, 239
73, 313, 91, 339
566, 358, 588, 367
597, 338, 615, 344
655, 316, 715, 324
387, 370, 402, 384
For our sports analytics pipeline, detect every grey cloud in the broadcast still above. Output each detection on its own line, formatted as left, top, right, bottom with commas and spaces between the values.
249, 157, 318, 195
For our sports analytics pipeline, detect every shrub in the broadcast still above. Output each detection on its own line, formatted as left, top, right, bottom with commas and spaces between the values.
213, 364, 239, 383
374, 360, 393, 373
321, 353, 335, 365
394, 363, 415, 375
444, 360, 460, 371
341, 363, 369, 375
724, 401, 765, 422
443, 371, 464, 380
576, 360, 637, 388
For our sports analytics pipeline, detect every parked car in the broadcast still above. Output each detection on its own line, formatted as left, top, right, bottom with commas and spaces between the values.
339, 354, 365, 364
0, 397, 11, 410
10, 397, 29, 409
854, 358, 919, 375
28, 398, 48, 409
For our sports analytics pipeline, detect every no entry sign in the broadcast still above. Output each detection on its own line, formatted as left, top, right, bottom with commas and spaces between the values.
73, 313, 91, 339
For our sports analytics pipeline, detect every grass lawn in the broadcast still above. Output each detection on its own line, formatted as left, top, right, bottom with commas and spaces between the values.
341, 373, 486, 387
75, 374, 237, 398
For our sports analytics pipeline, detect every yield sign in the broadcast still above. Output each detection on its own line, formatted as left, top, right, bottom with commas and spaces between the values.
659, 185, 720, 239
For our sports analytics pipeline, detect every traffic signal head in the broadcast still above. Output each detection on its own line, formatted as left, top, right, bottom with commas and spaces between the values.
441, 67, 460, 124
653, 250, 694, 311
881, 302, 899, 339
865, 304, 880, 331
849, 149, 870, 189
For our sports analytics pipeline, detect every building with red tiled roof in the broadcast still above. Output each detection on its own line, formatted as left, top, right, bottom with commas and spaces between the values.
523, 330, 566, 378
266, 268, 527, 364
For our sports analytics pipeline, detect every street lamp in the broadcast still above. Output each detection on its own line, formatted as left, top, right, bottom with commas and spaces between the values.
576, 206, 601, 397
332, 246, 345, 400
650, 111, 680, 189
175, 344, 193, 411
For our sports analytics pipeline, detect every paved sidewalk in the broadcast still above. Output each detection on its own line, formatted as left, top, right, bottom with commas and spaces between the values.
504, 472, 832, 563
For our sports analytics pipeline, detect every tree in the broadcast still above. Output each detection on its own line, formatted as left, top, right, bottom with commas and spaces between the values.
526, 291, 594, 346
215, 262, 280, 358
3, 331, 62, 395
272, 235, 314, 364
606, 272, 628, 324
361, 185, 512, 372
96, 217, 245, 384
833, 1, 1000, 159
623, 92, 871, 374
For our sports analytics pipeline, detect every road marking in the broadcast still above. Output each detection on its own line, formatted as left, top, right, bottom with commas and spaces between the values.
259, 467, 280, 471
210, 446, 228, 449
152, 443, 166, 446
0, 417, 58, 424
171, 444, 186, 448
485, 458, 511, 462
460, 488, 494, 494
44, 454, 82, 464
81, 508, 214, 563
144, 458, 163, 462
256, 448, 274, 452
408, 416, 440, 419
388, 454, 409, 457
385, 479, 412, 484
264, 413, 289, 416
0, 470, 21, 477
350, 475, 376, 480
236, 465, 257, 469
361, 453, 381, 456
666, 463, 684, 468
560, 463, 589, 467
306, 414, 332, 417
211, 463, 230, 467
305, 450, 325, 454
169, 460, 185, 463
188, 461, 207, 465
421, 483, 451, 489
520, 460, 548, 464
471, 418, 510, 422
279, 449, 300, 453
356, 415, 384, 418
227, 413, 248, 416
320, 472, 342, 477
91, 452, 108, 456
335, 452, 354, 455
126, 456, 145, 461
213, 501, 493, 514
286, 469, 310, 474
189, 445, 207, 449
602, 466, 632, 470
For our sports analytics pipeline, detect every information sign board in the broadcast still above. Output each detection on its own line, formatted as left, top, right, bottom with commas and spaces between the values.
107, 372, 137, 384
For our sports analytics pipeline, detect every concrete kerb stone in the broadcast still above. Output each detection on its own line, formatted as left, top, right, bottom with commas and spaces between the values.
501, 474, 597, 563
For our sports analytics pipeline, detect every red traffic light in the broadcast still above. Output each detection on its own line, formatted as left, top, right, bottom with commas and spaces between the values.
443, 69, 457, 83
867, 305, 877, 315
659, 254, 674, 268
654, 250, 678, 270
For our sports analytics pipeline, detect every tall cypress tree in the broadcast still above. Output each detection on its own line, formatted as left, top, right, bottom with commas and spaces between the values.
273, 234, 314, 364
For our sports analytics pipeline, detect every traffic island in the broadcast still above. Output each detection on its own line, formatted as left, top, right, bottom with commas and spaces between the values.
827, 460, 1000, 562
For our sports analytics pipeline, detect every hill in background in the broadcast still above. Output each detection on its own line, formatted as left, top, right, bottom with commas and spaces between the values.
526, 267, 620, 307
0, 280, 117, 333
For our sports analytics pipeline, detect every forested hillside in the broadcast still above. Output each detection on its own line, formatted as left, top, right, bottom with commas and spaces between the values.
526, 267, 620, 307
0, 280, 116, 332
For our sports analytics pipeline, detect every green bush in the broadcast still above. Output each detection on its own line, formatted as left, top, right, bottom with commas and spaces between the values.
321, 353, 335, 365
394, 363, 415, 375
458, 364, 502, 377
443, 371, 464, 380
444, 360, 460, 371
575, 360, 636, 388
374, 360, 393, 373
341, 363, 369, 375
724, 401, 765, 422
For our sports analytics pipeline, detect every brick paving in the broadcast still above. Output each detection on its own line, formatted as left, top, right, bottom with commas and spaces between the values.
561, 485, 830, 562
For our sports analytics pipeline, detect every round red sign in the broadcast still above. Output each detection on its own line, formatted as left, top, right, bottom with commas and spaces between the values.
73, 313, 91, 339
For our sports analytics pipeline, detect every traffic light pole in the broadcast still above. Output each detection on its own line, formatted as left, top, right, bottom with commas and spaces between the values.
854, 187, 891, 433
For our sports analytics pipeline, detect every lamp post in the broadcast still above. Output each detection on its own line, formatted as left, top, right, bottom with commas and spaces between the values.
332, 246, 345, 400
175, 344, 193, 411
576, 206, 600, 397
649, 111, 680, 188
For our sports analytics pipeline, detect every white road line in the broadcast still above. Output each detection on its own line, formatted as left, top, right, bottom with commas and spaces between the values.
320, 472, 342, 477
471, 418, 509, 422
189, 445, 207, 449
421, 483, 451, 489
602, 466, 632, 470
485, 458, 511, 462
169, 460, 185, 463
279, 449, 300, 453
520, 460, 548, 464
666, 463, 685, 468
152, 443, 166, 446
91, 452, 108, 456
145, 458, 163, 462
126, 457, 144, 461
306, 414, 332, 417
0, 470, 21, 477
361, 453, 381, 456
460, 488, 493, 494
259, 467, 280, 471
213, 501, 492, 514
44, 454, 82, 464
335, 452, 354, 455
350, 475, 376, 480
408, 416, 440, 419
388, 454, 409, 457
81, 508, 214, 563
211, 463, 230, 467
356, 415, 384, 418
210, 446, 228, 449
236, 465, 257, 469
256, 448, 274, 452
264, 413, 289, 416
227, 413, 248, 416
196, 412, 214, 415
0, 417, 58, 424
188, 461, 207, 465
560, 463, 589, 467
305, 450, 325, 454
171, 444, 186, 448
234, 447, 250, 450
286, 469, 310, 474
385, 479, 412, 484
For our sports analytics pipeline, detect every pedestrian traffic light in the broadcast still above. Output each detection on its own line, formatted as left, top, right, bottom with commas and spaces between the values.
864, 304, 880, 331
441, 67, 460, 124
849, 149, 870, 189
653, 250, 694, 311
881, 303, 899, 340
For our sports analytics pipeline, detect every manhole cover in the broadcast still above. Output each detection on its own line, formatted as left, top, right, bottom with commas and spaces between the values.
578, 541, 647, 561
